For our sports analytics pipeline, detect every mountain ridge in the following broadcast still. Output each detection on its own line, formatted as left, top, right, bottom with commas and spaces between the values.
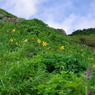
0, 8, 66, 35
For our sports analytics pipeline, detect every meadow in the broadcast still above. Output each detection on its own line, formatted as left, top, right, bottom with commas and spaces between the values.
0, 13, 95, 94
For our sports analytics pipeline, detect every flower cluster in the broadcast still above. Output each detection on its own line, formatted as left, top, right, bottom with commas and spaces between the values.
86, 64, 91, 80
37, 39, 48, 47
86, 64, 93, 95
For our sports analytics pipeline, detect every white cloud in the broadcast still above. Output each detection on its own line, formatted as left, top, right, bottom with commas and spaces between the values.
45, 14, 77, 34
1, 0, 47, 19
43, 0, 95, 34
74, 17, 95, 30
45, 12, 95, 34
73, 0, 95, 32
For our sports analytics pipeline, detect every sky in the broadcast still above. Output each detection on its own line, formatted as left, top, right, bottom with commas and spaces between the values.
0, 0, 95, 34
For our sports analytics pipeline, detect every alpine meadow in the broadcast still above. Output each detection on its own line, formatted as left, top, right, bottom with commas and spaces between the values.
0, 9, 95, 95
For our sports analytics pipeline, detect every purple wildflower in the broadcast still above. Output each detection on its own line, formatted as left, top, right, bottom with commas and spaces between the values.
88, 89, 92, 95
86, 64, 93, 95
86, 64, 91, 80
25, 52, 29, 56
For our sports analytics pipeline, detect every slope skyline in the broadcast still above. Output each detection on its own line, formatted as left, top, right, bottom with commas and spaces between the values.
0, 0, 95, 34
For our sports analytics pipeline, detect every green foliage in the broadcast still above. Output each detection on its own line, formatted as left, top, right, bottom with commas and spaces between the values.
65, 54, 85, 73
70, 34, 95, 48
0, 9, 95, 95
40, 53, 85, 73
0, 20, 5, 26
37, 71, 85, 95
70, 28, 95, 36
20, 18, 48, 27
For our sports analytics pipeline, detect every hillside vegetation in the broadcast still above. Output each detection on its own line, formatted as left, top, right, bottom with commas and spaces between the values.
0, 9, 95, 95
69, 28, 95, 51
70, 28, 95, 36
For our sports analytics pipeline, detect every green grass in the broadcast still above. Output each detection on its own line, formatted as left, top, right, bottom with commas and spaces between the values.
0, 9, 95, 95
69, 34, 95, 50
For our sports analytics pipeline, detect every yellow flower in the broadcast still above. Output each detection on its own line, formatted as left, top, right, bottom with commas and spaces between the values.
12, 29, 16, 32
88, 58, 94, 60
9, 39, 14, 42
23, 39, 28, 42
37, 39, 41, 44
32, 37, 34, 39
93, 65, 95, 67
15, 42, 18, 45
60, 46, 65, 50
42, 42, 48, 46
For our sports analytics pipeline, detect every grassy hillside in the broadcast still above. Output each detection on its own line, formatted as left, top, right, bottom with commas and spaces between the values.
69, 28, 95, 51
0, 9, 95, 95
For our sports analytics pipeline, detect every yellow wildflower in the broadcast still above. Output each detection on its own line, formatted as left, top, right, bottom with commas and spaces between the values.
88, 58, 94, 60
60, 46, 65, 50
9, 39, 14, 42
42, 42, 48, 46
32, 37, 34, 39
23, 39, 28, 42
12, 29, 16, 32
37, 39, 41, 44
15, 42, 18, 45
93, 65, 95, 67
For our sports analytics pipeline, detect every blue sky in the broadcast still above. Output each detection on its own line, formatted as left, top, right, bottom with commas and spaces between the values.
0, 0, 95, 34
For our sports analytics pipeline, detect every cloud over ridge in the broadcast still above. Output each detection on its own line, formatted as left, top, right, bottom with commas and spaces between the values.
0, 0, 95, 34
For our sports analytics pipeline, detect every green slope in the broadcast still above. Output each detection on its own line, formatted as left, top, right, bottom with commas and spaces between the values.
69, 28, 95, 50
0, 9, 95, 95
